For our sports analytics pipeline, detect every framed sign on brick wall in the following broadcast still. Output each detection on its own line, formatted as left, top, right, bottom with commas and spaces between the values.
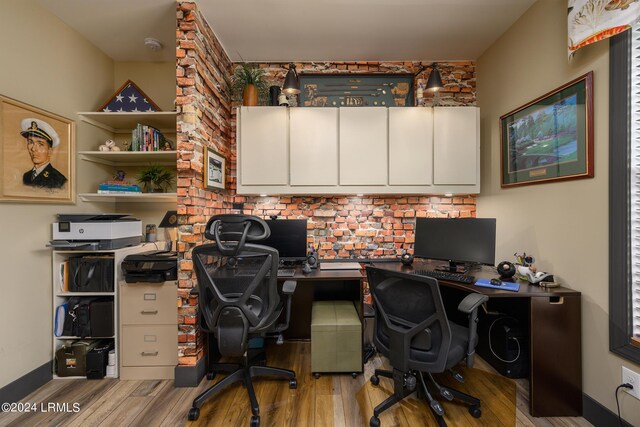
299, 74, 414, 107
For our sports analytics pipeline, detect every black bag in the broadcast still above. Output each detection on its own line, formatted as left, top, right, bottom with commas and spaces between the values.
63, 297, 109, 338
68, 256, 114, 292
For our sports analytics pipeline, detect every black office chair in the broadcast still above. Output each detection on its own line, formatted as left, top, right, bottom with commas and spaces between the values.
365, 266, 488, 427
187, 214, 297, 426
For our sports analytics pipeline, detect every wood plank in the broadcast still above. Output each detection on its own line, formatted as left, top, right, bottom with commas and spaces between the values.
66, 380, 141, 427
129, 381, 188, 427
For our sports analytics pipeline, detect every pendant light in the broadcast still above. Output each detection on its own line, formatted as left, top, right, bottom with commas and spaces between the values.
282, 63, 300, 95
426, 64, 444, 92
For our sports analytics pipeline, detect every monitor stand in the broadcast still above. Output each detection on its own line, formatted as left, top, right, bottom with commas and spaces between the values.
435, 261, 467, 273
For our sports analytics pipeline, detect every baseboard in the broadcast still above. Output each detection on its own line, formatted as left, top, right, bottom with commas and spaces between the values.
174, 357, 206, 387
583, 393, 633, 427
0, 361, 52, 404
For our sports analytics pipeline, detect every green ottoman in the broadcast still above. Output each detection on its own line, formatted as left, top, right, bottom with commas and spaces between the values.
311, 300, 362, 377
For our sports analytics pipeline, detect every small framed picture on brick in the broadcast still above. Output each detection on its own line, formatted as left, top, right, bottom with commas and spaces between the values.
204, 147, 225, 190
0, 94, 75, 203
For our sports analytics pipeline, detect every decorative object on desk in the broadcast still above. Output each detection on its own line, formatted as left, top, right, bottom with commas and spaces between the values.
500, 72, 594, 188
136, 164, 174, 193
497, 261, 516, 279
0, 95, 74, 203
145, 224, 157, 243
524, 271, 555, 285
230, 63, 268, 106
204, 147, 225, 190
98, 139, 120, 151
159, 210, 178, 252
400, 250, 414, 266
299, 74, 414, 107
98, 80, 161, 112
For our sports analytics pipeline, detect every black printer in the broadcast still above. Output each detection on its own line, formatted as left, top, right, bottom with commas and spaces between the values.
121, 250, 177, 283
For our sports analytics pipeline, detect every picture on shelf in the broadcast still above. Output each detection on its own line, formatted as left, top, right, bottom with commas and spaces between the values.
204, 147, 225, 190
0, 94, 75, 203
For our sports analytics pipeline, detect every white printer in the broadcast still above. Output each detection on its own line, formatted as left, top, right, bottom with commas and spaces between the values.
48, 213, 142, 250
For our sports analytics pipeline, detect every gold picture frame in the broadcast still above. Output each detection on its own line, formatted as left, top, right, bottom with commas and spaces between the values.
0, 95, 75, 203
204, 146, 225, 190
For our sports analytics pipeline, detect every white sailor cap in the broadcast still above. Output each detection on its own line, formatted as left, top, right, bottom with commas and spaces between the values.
20, 118, 60, 148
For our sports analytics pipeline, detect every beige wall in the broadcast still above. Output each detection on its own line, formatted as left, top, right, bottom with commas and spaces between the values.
114, 62, 176, 112
0, 0, 114, 387
477, 0, 640, 423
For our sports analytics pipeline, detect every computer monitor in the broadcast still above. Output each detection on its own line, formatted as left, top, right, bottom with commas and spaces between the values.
414, 218, 496, 272
260, 219, 308, 262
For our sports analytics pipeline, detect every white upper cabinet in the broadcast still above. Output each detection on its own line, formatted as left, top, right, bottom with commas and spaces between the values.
389, 107, 433, 186
290, 108, 339, 186
433, 107, 479, 185
339, 108, 388, 185
238, 107, 288, 186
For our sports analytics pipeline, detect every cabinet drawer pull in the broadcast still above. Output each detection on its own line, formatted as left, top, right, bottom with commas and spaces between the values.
141, 351, 159, 357
140, 310, 159, 315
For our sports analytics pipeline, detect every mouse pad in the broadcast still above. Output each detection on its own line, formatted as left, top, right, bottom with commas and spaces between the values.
475, 278, 520, 292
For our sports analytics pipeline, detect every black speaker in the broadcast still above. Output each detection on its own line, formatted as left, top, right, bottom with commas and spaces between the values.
497, 261, 516, 279
400, 250, 414, 266
307, 250, 318, 269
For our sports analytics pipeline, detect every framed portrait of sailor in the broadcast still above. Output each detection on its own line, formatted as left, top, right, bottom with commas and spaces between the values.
0, 95, 75, 203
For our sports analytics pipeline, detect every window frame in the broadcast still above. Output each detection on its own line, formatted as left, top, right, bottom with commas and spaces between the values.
609, 29, 640, 362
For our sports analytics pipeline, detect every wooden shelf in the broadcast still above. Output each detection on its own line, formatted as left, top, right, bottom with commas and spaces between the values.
78, 111, 176, 133
79, 193, 177, 203
79, 151, 177, 166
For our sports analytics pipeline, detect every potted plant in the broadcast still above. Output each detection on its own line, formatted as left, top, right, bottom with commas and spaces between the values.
230, 63, 268, 106
136, 164, 175, 193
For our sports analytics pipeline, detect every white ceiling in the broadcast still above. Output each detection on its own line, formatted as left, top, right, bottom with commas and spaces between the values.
38, 0, 536, 62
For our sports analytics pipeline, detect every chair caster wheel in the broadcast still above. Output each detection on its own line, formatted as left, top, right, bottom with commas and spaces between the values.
250, 415, 260, 426
188, 407, 200, 421
313, 373, 320, 379
469, 405, 482, 418
370, 375, 379, 386
289, 378, 298, 389
206, 372, 216, 380
369, 416, 381, 427
352, 372, 358, 378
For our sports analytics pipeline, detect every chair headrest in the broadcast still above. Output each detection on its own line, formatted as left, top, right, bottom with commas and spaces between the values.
204, 214, 270, 256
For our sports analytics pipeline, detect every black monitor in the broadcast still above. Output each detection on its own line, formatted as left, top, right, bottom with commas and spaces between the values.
414, 218, 496, 272
260, 219, 308, 262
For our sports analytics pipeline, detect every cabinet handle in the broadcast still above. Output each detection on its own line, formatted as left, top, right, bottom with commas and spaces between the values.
140, 310, 158, 315
141, 351, 159, 357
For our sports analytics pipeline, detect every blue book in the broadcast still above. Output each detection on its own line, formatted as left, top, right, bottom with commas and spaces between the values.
475, 278, 520, 292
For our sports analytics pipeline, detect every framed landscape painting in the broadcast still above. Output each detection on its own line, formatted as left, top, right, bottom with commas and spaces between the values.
500, 72, 593, 188
0, 95, 75, 203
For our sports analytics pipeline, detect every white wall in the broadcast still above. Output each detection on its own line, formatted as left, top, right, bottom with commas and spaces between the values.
477, 0, 640, 424
0, 0, 114, 387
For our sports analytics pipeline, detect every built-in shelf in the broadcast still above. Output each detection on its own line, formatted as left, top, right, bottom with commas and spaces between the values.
79, 193, 177, 203
78, 111, 177, 133
79, 151, 177, 166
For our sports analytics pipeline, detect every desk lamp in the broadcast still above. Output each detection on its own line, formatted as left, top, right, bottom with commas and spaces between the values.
159, 210, 178, 252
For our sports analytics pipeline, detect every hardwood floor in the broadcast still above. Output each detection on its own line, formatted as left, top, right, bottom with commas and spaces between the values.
0, 342, 592, 426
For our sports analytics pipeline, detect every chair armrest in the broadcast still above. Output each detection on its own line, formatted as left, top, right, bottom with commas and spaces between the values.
282, 280, 297, 295
457, 293, 488, 314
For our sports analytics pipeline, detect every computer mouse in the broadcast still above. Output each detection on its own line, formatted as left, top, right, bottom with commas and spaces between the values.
490, 278, 503, 286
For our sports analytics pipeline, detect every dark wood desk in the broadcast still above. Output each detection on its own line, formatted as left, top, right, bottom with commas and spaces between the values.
379, 260, 582, 418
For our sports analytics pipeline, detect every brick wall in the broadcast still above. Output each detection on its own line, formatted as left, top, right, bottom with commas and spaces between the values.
176, 1, 233, 366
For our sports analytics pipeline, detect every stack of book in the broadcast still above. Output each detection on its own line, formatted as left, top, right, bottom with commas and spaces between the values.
130, 124, 171, 151
98, 181, 141, 194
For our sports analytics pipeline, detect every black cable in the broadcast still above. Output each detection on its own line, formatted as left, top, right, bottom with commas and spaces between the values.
615, 383, 633, 427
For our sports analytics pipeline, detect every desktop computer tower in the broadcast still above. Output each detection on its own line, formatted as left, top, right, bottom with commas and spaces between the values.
476, 301, 529, 379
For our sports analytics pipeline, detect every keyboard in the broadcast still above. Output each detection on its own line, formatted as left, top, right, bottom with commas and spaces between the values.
277, 269, 295, 277
413, 269, 475, 284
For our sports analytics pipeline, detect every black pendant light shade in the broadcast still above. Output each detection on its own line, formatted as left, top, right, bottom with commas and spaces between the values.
282, 63, 300, 95
426, 64, 443, 92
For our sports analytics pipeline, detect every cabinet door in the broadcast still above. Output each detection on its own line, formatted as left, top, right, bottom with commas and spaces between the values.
339, 108, 388, 185
239, 107, 288, 185
433, 107, 479, 185
290, 108, 338, 186
389, 107, 433, 185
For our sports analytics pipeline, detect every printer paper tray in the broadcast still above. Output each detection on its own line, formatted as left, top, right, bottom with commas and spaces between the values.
47, 240, 98, 250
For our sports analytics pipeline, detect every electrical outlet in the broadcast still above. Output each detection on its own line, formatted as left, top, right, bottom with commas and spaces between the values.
622, 366, 640, 399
